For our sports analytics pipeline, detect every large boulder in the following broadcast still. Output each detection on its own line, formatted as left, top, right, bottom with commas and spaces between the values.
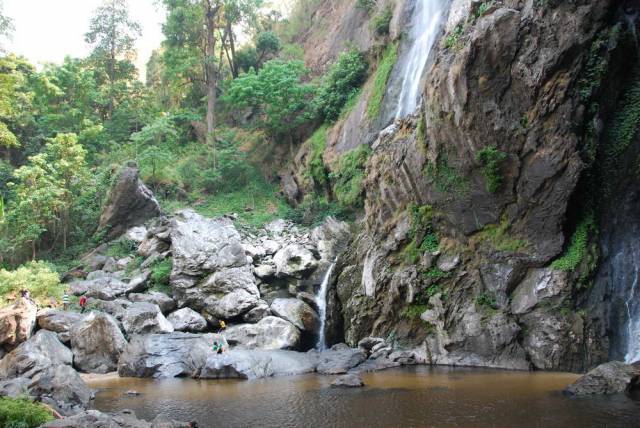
27, 364, 93, 416
122, 302, 174, 335
316, 346, 367, 375
91, 299, 132, 322
0, 298, 37, 348
37, 309, 85, 344
128, 291, 176, 314
200, 350, 318, 380
41, 409, 194, 428
70, 312, 128, 373
199, 266, 261, 319
118, 332, 213, 378
331, 374, 364, 388
0, 330, 73, 379
203, 289, 260, 320
169, 210, 247, 287
273, 244, 318, 278
224, 316, 301, 350
98, 163, 161, 240
72, 277, 132, 300
270, 298, 320, 333
564, 361, 640, 396
167, 308, 208, 332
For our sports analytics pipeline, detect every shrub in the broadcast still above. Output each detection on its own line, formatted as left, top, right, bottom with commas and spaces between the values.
315, 49, 368, 122
475, 218, 528, 253
285, 195, 348, 226
0, 397, 54, 428
476, 292, 498, 310
356, 0, 376, 12
106, 238, 138, 259
371, 6, 393, 37
551, 215, 594, 271
401, 304, 428, 320
330, 144, 371, 208
443, 24, 464, 50
476, 146, 508, 193
304, 125, 329, 188
424, 157, 469, 195
367, 43, 397, 119
150, 258, 172, 290
0, 261, 62, 306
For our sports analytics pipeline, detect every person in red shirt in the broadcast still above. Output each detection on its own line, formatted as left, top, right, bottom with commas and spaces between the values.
79, 295, 88, 313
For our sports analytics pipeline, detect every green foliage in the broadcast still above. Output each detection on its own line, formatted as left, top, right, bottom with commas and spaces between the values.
403, 204, 439, 264
256, 31, 281, 60
475, 1, 495, 19
106, 238, 138, 259
551, 215, 595, 272
285, 195, 349, 226
476, 292, 498, 310
0, 261, 61, 306
401, 304, 428, 320
475, 218, 528, 253
424, 157, 468, 195
150, 258, 172, 290
443, 24, 464, 50
476, 145, 508, 193
371, 6, 393, 37
367, 44, 397, 119
330, 144, 371, 208
423, 267, 449, 281
304, 125, 329, 187
356, 0, 376, 12
315, 49, 368, 122
222, 59, 316, 137
0, 397, 54, 428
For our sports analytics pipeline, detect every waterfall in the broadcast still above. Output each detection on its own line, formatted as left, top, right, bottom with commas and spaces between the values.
394, 0, 447, 119
625, 267, 640, 363
315, 260, 337, 351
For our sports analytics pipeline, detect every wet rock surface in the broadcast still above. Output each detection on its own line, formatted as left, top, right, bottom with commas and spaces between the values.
565, 362, 640, 396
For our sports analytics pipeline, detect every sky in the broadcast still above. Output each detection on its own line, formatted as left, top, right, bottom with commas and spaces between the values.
3, 0, 166, 79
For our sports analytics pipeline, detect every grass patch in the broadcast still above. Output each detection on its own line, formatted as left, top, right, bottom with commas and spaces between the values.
0, 261, 62, 306
475, 218, 528, 253
476, 146, 508, 193
371, 5, 393, 37
425, 157, 469, 195
304, 125, 329, 188
149, 258, 172, 292
106, 238, 138, 259
285, 195, 351, 226
402, 204, 439, 264
551, 214, 594, 272
0, 396, 55, 427
401, 304, 428, 320
330, 144, 371, 208
443, 24, 464, 50
367, 43, 397, 119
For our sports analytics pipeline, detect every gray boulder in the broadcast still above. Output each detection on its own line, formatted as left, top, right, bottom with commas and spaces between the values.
27, 364, 93, 416
128, 291, 176, 314
203, 289, 260, 320
37, 309, 85, 344
41, 410, 194, 428
316, 346, 367, 375
242, 301, 271, 323
122, 302, 174, 335
98, 163, 161, 240
118, 332, 212, 378
200, 350, 318, 380
169, 210, 247, 286
74, 277, 132, 300
224, 316, 301, 350
273, 244, 318, 278
167, 308, 208, 332
564, 361, 640, 395
199, 266, 261, 319
91, 299, 132, 322
331, 374, 364, 388
70, 312, 128, 373
0, 330, 73, 379
0, 297, 37, 348
270, 298, 320, 333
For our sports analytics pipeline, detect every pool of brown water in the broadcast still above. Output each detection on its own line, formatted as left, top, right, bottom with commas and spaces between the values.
89, 366, 640, 428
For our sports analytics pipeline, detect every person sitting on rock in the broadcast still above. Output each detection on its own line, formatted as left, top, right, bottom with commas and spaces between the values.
212, 340, 224, 354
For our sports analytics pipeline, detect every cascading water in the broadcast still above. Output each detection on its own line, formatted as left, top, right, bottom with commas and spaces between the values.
315, 260, 337, 351
394, 0, 447, 118
625, 267, 640, 363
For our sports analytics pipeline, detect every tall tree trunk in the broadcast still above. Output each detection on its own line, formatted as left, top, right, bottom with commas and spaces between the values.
108, 36, 116, 119
204, 0, 220, 170
226, 21, 238, 78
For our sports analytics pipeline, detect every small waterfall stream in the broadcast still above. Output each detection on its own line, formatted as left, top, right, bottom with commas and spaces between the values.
315, 260, 337, 350
625, 267, 640, 363
394, 0, 447, 118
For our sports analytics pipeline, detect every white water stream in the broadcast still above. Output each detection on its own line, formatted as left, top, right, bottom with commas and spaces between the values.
625, 267, 640, 363
394, 0, 447, 118
315, 260, 337, 351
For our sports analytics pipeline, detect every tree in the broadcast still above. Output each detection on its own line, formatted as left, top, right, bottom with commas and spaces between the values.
223, 59, 316, 144
85, 0, 141, 118
0, 0, 14, 53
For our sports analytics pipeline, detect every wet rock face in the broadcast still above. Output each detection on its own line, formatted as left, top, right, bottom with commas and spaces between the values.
98, 163, 161, 240
328, 1, 619, 372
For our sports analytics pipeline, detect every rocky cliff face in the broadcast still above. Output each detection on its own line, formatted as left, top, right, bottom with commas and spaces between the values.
288, 0, 640, 372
